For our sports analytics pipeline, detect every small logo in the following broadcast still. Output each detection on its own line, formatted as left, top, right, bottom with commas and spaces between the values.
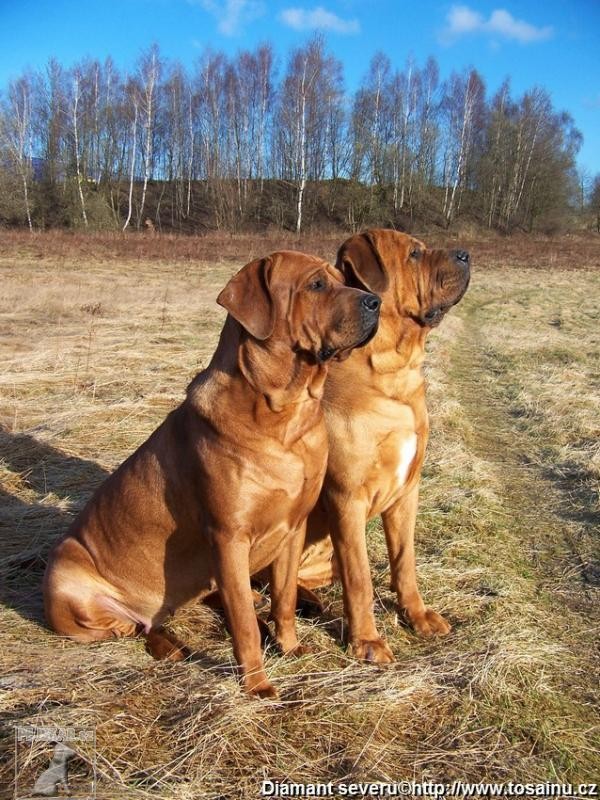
14, 725, 96, 799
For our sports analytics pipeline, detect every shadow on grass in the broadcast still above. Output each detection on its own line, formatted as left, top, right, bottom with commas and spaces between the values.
0, 427, 109, 627
539, 458, 600, 587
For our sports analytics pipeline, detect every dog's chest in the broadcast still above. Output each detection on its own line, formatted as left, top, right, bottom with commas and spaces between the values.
368, 427, 419, 515
395, 433, 418, 486
246, 429, 327, 569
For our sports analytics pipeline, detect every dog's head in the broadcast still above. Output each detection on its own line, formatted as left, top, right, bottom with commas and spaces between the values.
336, 229, 470, 329
217, 251, 380, 362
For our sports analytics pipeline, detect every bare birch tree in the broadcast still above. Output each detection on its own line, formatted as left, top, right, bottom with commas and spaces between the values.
136, 46, 161, 229
442, 69, 485, 225
122, 79, 139, 231
71, 71, 88, 226
1, 76, 34, 230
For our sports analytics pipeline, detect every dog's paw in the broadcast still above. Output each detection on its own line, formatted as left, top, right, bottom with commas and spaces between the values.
162, 643, 191, 662
145, 629, 191, 661
252, 682, 279, 699
274, 631, 316, 657
351, 638, 395, 664
280, 642, 316, 657
245, 672, 278, 699
404, 608, 452, 637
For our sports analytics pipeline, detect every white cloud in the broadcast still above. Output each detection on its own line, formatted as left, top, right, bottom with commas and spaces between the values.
487, 9, 552, 42
279, 6, 360, 35
442, 5, 553, 44
195, 0, 265, 36
445, 5, 482, 36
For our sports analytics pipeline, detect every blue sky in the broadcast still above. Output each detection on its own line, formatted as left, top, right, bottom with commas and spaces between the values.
1, 0, 599, 174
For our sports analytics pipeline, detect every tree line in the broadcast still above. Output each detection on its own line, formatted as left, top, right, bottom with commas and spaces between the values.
0, 38, 592, 235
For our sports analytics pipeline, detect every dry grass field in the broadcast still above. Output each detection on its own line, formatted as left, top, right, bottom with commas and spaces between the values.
0, 231, 598, 799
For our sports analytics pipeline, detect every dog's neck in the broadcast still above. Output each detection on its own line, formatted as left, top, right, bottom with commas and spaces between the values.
238, 332, 327, 413
327, 309, 428, 408
365, 309, 428, 375
192, 315, 327, 422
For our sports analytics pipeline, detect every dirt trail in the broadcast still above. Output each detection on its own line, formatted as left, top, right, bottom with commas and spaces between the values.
450, 297, 599, 616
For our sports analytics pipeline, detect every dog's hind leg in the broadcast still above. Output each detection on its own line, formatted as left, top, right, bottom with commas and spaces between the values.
46, 572, 190, 661
144, 627, 191, 661
44, 538, 148, 644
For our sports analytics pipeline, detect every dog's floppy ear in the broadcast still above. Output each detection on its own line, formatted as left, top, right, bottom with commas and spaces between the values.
217, 256, 275, 340
336, 231, 390, 294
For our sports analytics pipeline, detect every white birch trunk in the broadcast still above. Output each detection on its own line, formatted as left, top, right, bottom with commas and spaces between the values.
295, 61, 307, 234
72, 75, 88, 227
446, 81, 473, 224
399, 62, 412, 210
137, 50, 158, 229
122, 98, 138, 231
3, 81, 34, 231
186, 88, 194, 218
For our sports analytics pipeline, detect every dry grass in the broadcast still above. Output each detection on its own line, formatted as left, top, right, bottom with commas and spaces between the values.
2, 228, 598, 270
0, 229, 347, 266
0, 233, 599, 799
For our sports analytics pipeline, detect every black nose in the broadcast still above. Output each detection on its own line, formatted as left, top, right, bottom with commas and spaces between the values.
361, 293, 381, 313
454, 250, 470, 264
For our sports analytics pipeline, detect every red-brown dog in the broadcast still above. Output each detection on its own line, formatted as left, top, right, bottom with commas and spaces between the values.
44, 251, 380, 697
297, 230, 470, 661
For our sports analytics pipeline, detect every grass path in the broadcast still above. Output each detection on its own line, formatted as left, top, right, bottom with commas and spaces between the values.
455, 293, 597, 605
438, 277, 600, 780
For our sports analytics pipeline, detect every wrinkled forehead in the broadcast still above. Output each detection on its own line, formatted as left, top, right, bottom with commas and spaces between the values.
270, 251, 340, 287
409, 235, 427, 252
369, 230, 426, 262
394, 232, 426, 255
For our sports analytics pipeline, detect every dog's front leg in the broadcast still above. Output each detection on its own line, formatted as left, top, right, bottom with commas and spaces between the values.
269, 524, 311, 656
212, 536, 277, 698
327, 494, 394, 663
382, 486, 451, 636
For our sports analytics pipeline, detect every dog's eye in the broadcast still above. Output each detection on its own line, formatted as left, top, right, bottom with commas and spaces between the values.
410, 249, 421, 259
308, 278, 326, 291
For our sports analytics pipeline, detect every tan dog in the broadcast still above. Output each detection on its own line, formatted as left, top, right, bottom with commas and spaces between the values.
44, 251, 381, 697
296, 230, 470, 662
